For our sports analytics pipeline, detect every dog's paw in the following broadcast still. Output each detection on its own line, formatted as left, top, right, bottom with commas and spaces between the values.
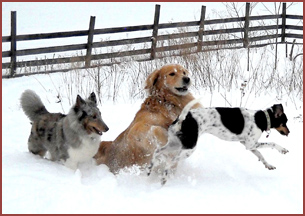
280, 148, 289, 154
160, 170, 169, 186
265, 164, 276, 170
146, 164, 153, 176
161, 178, 167, 186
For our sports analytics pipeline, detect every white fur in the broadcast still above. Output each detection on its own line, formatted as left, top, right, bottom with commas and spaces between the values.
65, 137, 100, 170
175, 97, 202, 130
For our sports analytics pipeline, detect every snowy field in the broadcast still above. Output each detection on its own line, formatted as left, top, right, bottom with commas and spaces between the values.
2, 2, 303, 214
2, 67, 303, 214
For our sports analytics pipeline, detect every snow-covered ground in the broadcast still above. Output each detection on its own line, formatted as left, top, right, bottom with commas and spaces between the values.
2, 2, 303, 214
2, 69, 303, 214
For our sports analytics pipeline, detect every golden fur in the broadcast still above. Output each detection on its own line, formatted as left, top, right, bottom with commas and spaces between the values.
94, 64, 201, 173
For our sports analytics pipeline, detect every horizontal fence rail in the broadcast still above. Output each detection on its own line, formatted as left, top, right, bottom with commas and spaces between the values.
2, 2, 303, 78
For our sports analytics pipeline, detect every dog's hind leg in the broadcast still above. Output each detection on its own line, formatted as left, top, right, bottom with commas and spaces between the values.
161, 169, 169, 185
28, 135, 46, 157
146, 147, 161, 176
160, 164, 172, 185
160, 152, 180, 185
28, 146, 46, 157
250, 149, 276, 170
253, 142, 289, 154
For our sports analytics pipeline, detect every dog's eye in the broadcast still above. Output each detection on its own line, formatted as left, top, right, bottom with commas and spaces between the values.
169, 72, 175, 76
92, 114, 97, 119
183, 71, 186, 75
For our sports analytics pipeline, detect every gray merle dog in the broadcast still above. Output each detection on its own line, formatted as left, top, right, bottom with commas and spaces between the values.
147, 99, 290, 185
21, 90, 109, 170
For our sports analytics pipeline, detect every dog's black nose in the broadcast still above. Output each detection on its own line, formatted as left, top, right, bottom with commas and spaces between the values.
183, 77, 190, 84
103, 124, 109, 132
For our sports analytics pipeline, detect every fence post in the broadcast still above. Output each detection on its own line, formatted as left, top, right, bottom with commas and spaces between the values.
281, 3, 286, 43
197, 5, 206, 52
150, 4, 160, 60
243, 2, 250, 48
10, 11, 17, 77
85, 16, 96, 67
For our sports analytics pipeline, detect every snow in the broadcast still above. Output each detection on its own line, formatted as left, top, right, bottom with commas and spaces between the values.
2, 65, 303, 214
2, 2, 303, 214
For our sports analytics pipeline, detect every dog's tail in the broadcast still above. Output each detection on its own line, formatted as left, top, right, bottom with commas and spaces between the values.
20, 89, 49, 122
178, 98, 202, 123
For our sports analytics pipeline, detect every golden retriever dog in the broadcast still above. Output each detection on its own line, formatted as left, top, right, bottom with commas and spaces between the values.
94, 64, 201, 173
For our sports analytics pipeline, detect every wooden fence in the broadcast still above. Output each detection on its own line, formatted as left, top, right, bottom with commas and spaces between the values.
2, 2, 303, 78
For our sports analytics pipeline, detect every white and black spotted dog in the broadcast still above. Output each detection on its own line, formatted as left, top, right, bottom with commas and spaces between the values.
147, 99, 290, 185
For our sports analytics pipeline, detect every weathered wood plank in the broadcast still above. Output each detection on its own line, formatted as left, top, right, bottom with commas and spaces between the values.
91, 48, 151, 60
92, 36, 152, 48
7, 30, 89, 42
286, 14, 303, 19
10, 11, 17, 77
281, 3, 286, 43
197, 5, 206, 52
156, 42, 197, 52
93, 24, 153, 34
248, 34, 280, 42
248, 25, 281, 31
158, 32, 198, 41
243, 3, 250, 48
85, 16, 96, 67
285, 33, 303, 39
151, 4, 160, 60
249, 14, 281, 21
285, 25, 303, 30
6, 44, 86, 57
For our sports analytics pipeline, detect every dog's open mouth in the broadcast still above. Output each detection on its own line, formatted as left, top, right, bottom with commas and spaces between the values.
93, 127, 103, 135
175, 86, 188, 93
280, 131, 289, 136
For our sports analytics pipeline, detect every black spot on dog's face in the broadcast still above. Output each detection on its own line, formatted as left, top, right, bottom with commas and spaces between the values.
78, 111, 88, 122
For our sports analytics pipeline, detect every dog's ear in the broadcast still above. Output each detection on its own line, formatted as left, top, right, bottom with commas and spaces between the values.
75, 95, 86, 109
89, 92, 97, 104
272, 104, 284, 118
145, 69, 160, 91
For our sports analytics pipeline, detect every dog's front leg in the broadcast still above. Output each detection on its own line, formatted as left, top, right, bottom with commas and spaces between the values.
64, 158, 78, 170
147, 145, 165, 176
250, 149, 276, 170
242, 141, 277, 170
253, 142, 289, 154
160, 161, 175, 186
160, 151, 181, 185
